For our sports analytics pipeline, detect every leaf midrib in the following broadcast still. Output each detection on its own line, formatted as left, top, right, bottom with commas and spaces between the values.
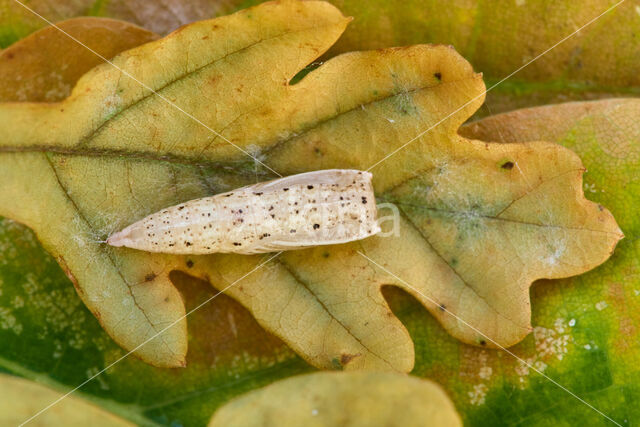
0, 76, 477, 173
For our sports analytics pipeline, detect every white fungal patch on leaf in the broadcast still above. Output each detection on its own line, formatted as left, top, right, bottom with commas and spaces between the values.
108, 169, 380, 254
52, 339, 64, 359
461, 349, 493, 406
101, 93, 121, 120
544, 242, 566, 266
0, 307, 22, 334
514, 318, 573, 388
468, 383, 488, 406
478, 365, 493, 380
220, 348, 296, 376
595, 300, 608, 311
535, 321, 571, 360
584, 182, 598, 193
11, 295, 24, 309
0, 219, 100, 350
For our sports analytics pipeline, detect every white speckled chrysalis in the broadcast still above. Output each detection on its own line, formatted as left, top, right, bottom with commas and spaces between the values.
107, 169, 380, 254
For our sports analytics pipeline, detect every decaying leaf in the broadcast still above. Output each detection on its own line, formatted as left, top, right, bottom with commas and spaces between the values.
209, 371, 462, 427
0, 17, 159, 102
96, 0, 237, 36
0, 0, 621, 371
0, 0, 233, 46
0, 373, 133, 426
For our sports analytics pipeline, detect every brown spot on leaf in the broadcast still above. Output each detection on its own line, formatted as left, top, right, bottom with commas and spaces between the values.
340, 352, 361, 366
501, 161, 514, 170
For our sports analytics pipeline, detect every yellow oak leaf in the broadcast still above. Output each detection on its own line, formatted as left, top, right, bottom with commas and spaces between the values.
0, 1, 621, 371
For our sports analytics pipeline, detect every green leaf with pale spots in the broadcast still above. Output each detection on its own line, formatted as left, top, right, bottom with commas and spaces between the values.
393, 98, 639, 426
0, 215, 308, 427
0, 0, 619, 373
0, 2, 630, 427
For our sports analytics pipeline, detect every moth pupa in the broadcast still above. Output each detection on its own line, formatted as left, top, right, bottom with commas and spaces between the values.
107, 169, 380, 255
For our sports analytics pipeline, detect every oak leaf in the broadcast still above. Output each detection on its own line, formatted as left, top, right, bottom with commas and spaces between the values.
0, 0, 621, 371
0, 373, 133, 426
209, 371, 462, 427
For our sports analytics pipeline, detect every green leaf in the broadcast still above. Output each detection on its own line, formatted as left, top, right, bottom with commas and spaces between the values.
0, 2, 634, 427
385, 98, 638, 426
